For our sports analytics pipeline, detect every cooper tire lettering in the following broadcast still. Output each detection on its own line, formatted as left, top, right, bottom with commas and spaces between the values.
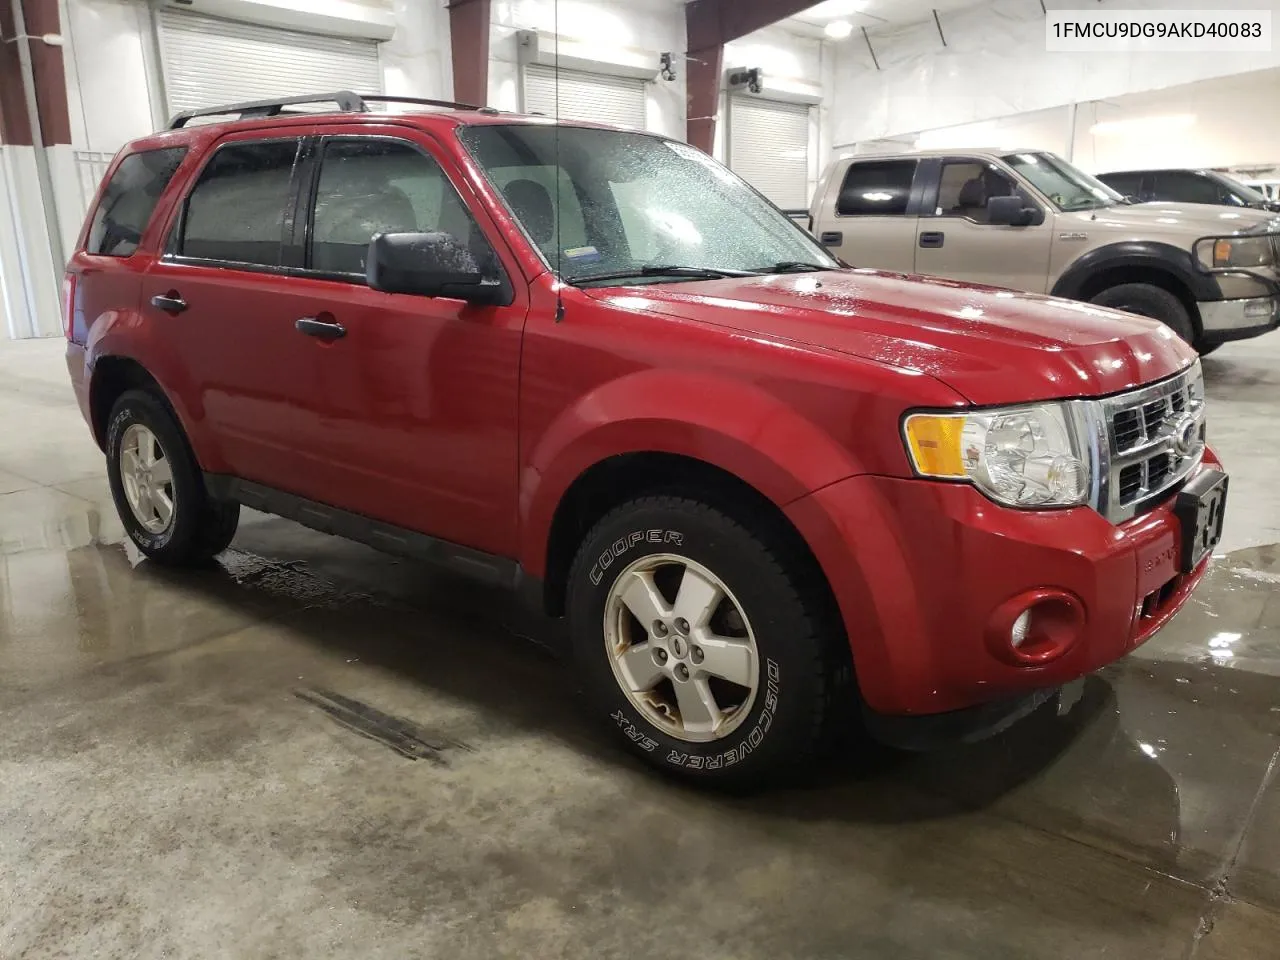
588, 529, 686, 586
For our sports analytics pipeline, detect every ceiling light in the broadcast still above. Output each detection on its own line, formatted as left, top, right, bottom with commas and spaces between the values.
825, 19, 855, 39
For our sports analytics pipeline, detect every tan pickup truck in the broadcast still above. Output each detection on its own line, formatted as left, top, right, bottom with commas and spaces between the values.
809, 148, 1280, 354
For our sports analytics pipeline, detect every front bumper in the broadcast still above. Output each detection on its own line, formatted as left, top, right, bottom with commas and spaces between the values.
786, 451, 1221, 717
1197, 296, 1280, 342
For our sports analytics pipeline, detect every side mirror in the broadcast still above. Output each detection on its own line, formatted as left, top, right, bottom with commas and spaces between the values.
367, 232, 506, 305
987, 195, 1042, 227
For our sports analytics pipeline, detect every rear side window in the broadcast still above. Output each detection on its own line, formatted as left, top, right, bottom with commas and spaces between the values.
86, 147, 187, 257
836, 160, 917, 216
180, 139, 300, 266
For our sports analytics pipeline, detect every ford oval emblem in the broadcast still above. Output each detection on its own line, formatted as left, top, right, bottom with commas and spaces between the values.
1171, 414, 1199, 458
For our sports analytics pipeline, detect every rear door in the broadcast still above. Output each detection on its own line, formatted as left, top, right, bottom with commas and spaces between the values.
913, 156, 1054, 293
140, 134, 328, 495
812, 158, 921, 272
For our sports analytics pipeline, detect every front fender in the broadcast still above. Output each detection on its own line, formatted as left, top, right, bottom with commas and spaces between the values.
518, 369, 864, 576
1051, 241, 1221, 302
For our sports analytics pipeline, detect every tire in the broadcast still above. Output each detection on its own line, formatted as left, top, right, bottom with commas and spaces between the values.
1198, 342, 1222, 357
1089, 283, 1196, 345
567, 495, 842, 787
106, 389, 240, 565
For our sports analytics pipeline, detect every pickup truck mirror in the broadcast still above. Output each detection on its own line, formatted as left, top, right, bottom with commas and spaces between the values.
987, 195, 1043, 227
366, 232, 504, 305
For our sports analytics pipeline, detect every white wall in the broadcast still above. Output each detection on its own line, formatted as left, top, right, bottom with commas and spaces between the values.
721, 25, 833, 201
830, 0, 1280, 148
488, 0, 685, 139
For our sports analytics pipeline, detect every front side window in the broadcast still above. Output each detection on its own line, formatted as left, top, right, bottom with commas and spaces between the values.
180, 139, 300, 266
1001, 151, 1122, 212
309, 138, 498, 278
933, 160, 1026, 222
836, 160, 917, 217
1209, 172, 1269, 208
87, 147, 187, 257
458, 125, 838, 285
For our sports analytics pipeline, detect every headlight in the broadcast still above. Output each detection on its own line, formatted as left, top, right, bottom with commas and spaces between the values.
903, 403, 1090, 508
1209, 236, 1274, 268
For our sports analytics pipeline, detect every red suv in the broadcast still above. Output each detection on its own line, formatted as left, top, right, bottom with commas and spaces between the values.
66, 93, 1227, 785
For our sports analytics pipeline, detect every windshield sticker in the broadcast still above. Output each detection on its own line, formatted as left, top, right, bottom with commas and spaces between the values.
564, 246, 601, 262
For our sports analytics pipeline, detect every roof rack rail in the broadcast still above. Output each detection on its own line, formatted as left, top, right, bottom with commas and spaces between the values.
166, 91, 496, 129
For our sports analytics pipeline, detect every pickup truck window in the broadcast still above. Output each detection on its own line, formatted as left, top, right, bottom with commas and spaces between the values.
180, 139, 301, 267
309, 138, 498, 279
458, 124, 836, 284
1151, 171, 1223, 206
87, 147, 187, 257
836, 160, 916, 217
1001, 151, 1123, 213
933, 160, 1020, 222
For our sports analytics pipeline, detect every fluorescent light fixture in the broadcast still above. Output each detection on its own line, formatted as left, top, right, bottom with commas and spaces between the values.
807, 0, 869, 18
1089, 114, 1196, 137
824, 19, 855, 39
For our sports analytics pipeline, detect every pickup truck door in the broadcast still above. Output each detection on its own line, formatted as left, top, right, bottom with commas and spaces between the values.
913, 157, 1054, 293
812, 157, 922, 274
279, 127, 527, 558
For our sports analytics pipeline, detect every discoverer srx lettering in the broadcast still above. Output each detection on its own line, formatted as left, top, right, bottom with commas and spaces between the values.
663, 659, 780, 769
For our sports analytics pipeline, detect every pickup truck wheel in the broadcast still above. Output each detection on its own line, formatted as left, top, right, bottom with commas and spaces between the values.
1089, 283, 1195, 345
568, 496, 834, 787
106, 389, 240, 565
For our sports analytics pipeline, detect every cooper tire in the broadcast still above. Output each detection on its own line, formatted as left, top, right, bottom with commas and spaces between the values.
106, 389, 239, 565
567, 495, 840, 787
1089, 283, 1196, 345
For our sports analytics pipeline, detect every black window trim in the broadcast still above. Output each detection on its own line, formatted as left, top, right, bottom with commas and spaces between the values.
921, 155, 1045, 225
163, 135, 306, 275
833, 157, 926, 219
86, 145, 190, 259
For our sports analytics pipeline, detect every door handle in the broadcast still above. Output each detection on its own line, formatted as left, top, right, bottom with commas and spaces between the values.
150, 292, 188, 315
819, 231, 843, 246
295, 316, 346, 340
919, 231, 945, 249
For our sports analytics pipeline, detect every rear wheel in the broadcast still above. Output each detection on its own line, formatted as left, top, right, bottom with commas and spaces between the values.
567, 495, 842, 787
106, 389, 239, 565
1089, 283, 1196, 346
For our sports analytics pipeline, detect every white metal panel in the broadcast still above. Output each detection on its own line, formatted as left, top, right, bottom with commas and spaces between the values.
727, 96, 811, 209
157, 10, 382, 118
523, 64, 646, 129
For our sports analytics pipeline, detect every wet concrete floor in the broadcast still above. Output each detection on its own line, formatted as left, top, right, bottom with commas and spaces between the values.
2, 335, 1280, 958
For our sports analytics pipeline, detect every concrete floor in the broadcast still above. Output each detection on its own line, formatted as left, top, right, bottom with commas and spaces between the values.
2, 335, 1280, 960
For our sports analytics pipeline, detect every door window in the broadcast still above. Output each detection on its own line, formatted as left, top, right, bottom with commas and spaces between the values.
180, 139, 300, 266
309, 138, 499, 279
1099, 172, 1144, 199
836, 160, 917, 216
87, 147, 187, 257
1151, 172, 1222, 205
934, 160, 1024, 223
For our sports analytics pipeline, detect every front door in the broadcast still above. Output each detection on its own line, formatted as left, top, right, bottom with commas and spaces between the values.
141, 135, 331, 497
913, 157, 1054, 293
280, 129, 526, 558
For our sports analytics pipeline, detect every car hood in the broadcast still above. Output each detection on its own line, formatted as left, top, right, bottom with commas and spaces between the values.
1075, 201, 1280, 235
585, 270, 1197, 405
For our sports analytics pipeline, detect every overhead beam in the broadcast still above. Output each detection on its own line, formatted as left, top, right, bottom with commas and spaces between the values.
447, 0, 491, 107
19, 0, 71, 145
685, 0, 820, 152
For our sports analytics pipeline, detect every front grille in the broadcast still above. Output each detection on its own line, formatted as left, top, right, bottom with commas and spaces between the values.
1096, 363, 1206, 522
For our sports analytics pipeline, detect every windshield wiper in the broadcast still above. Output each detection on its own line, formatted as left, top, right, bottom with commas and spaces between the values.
569, 265, 755, 285
757, 261, 830, 274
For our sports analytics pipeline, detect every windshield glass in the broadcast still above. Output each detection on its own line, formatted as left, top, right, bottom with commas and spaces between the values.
1213, 171, 1271, 205
1000, 151, 1125, 212
457, 124, 838, 284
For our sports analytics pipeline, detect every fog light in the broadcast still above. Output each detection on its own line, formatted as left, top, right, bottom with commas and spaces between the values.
1010, 609, 1032, 648
1244, 298, 1273, 322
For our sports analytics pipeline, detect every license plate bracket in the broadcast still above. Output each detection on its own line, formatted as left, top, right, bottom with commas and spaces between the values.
1174, 469, 1228, 573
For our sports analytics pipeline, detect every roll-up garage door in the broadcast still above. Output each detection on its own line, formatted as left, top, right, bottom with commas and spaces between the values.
523, 64, 646, 129
157, 11, 383, 118
727, 96, 811, 209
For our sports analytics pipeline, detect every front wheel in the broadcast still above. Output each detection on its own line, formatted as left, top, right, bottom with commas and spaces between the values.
1089, 283, 1196, 345
567, 495, 841, 787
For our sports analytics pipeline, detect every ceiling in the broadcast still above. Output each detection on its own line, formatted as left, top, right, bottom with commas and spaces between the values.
784, 0, 989, 38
